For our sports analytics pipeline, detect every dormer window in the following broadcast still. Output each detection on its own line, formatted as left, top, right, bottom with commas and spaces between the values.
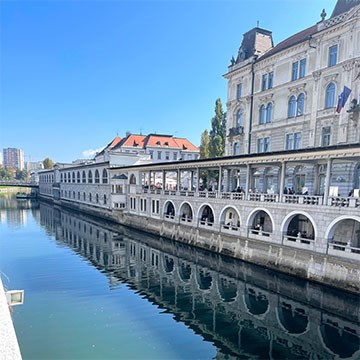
156, 141, 161, 146
164, 141, 169, 146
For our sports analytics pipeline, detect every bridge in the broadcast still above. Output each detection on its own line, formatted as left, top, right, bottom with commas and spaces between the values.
0, 180, 39, 188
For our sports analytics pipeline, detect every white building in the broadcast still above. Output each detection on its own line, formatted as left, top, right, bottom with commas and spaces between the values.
224, 0, 360, 156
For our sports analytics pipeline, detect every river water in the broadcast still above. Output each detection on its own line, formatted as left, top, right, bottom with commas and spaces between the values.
0, 194, 359, 359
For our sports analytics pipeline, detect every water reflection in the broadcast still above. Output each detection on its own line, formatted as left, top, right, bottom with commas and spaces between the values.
0, 194, 39, 227
39, 202, 360, 360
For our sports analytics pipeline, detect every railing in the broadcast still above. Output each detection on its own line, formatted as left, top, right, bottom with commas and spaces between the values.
221, 223, 239, 232
328, 242, 360, 254
249, 228, 271, 237
180, 215, 192, 223
283, 234, 314, 245
139, 188, 359, 208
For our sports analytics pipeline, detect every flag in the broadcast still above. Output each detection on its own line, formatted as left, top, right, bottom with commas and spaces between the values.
336, 86, 351, 113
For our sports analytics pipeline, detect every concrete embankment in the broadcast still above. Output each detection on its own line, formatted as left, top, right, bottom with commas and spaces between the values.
0, 278, 22, 359
53, 198, 360, 294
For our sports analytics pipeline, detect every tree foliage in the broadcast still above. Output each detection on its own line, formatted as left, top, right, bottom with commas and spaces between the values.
199, 129, 210, 159
15, 169, 29, 180
43, 157, 54, 169
0, 166, 15, 180
209, 98, 226, 158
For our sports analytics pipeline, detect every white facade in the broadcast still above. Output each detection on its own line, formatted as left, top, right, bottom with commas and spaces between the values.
225, 3, 360, 156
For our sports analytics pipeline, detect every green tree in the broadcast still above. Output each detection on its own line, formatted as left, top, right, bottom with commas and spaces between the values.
43, 157, 54, 169
0, 166, 15, 180
15, 169, 29, 180
199, 129, 210, 159
209, 98, 226, 158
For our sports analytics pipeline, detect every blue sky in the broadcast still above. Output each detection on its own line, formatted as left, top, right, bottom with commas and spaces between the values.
1, 0, 336, 163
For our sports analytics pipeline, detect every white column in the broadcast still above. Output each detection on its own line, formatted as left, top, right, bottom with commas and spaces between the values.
245, 164, 251, 196
279, 161, 286, 196
323, 158, 332, 204
218, 166, 222, 194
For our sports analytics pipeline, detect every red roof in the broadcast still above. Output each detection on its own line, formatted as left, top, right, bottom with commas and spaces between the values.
173, 137, 199, 151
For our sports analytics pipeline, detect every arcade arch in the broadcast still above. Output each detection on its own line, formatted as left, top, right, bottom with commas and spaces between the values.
248, 208, 274, 236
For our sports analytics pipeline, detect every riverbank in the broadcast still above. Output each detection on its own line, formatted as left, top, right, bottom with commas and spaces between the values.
54, 197, 360, 294
0, 278, 22, 360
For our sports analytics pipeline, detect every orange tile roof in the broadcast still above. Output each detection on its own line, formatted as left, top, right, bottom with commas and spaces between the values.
119, 134, 146, 148
173, 137, 199, 151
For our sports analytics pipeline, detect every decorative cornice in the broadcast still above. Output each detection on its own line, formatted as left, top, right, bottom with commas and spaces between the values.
258, 93, 274, 103
342, 59, 355, 72
288, 83, 306, 94
312, 70, 322, 81
324, 73, 339, 82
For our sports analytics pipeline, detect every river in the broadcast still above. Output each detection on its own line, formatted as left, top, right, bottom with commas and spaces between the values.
0, 194, 359, 359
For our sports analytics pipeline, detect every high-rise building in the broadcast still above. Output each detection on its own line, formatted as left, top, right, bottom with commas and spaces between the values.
3, 148, 24, 170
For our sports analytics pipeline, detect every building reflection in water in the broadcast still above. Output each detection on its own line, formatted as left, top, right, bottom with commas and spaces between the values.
39, 202, 360, 360
0, 195, 39, 227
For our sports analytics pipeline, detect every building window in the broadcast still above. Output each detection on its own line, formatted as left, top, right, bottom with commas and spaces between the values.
325, 82, 335, 108
288, 96, 296, 117
236, 108, 243, 127
157, 151, 161, 160
165, 152, 170, 160
82, 171, 86, 183
286, 132, 301, 150
322, 127, 331, 146
266, 103, 272, 123
268, 71, 273, 89
328, 45, 338, 67
294, 132, 301, 149
149, 151, 153, 159
264, 137, 270, 152
96, 193, 99, 203
73, 191, 75, 199
292, 62, 299, 81
259, 105, 266, 124
95, 170, 100, 183
297, 93, 305, 115
89, 193, 92, 202
103, 195, 107, 205
83, 192, 86, 201
257, 138, 264, 153
102, 169, 108, 184
299, 59, 306, 78
234, 142, 240, 155
286, 133, 294, 150
60, 173, 63, 182
72, 172, 75, 183
77, 172, 80, 183
173, 153, 177, 160
236, 83, 242, 99
262, 74, 267, 91
88, 171, 93, 183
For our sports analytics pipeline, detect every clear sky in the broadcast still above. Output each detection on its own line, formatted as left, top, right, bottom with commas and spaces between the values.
1, 0, 337, 163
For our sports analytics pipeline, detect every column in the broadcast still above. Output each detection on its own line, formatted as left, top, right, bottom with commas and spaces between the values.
323, 158, 332, 205
190, 170, 194, 191
226, 169, 231, 192
313, 164, 319, 195
196, 167, 200, 191
148, 171, 152, 188
245, 164, 251, 197
162, 170, 166, 190
279, 161, 286, 196
177, 169, 181, 191
218, 166, 222, 194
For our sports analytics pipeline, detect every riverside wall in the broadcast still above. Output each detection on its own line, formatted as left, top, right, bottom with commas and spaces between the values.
54, 197, 360, 294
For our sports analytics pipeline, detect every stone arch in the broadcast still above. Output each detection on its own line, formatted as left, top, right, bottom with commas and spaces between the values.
179, 201, 193, 222
281, 211, 317, 241
319, 321, 360, 359
243, 286, 270, 316
129, 174, 136, 185
276, 300, 309, 335
217, 276, 237, 303
325, 215, 360, 248
247, 208, 274, 236
163, 255, 174, 273
194, 268, 212, 291
177, 260, 192, 282
163, 200, 176, 219
198, 203, 215, 226
219, 206, 241, 229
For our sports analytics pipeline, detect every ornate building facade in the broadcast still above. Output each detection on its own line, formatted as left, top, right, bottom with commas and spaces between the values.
225, 0, 360, 156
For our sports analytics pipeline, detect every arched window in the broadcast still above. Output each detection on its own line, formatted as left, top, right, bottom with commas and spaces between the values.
130, 174, 136, 185
103, 194, 107, 205
102, 169, 108, 184
89, 193, 92, 202
78, 192, 80, 200
288, 96, 296, 118
77, 171, 80, 183
95, 170, 100, 183
259, 105, 266, 124
297, 93, 305, 115
64, 173, 67, 183
236, 108, 243, 127
88, 170, 93, 184
82, 171, 86, 183
61, 173, 63, 182
68, 172, 71, 183
96, 194, 99, 203
73, 191, 75, 199
266, 103, 272, 123
325, 82, 335, 108
72, 172, 75, 183
83, 192, 86, 201
234, 142, 240, 155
